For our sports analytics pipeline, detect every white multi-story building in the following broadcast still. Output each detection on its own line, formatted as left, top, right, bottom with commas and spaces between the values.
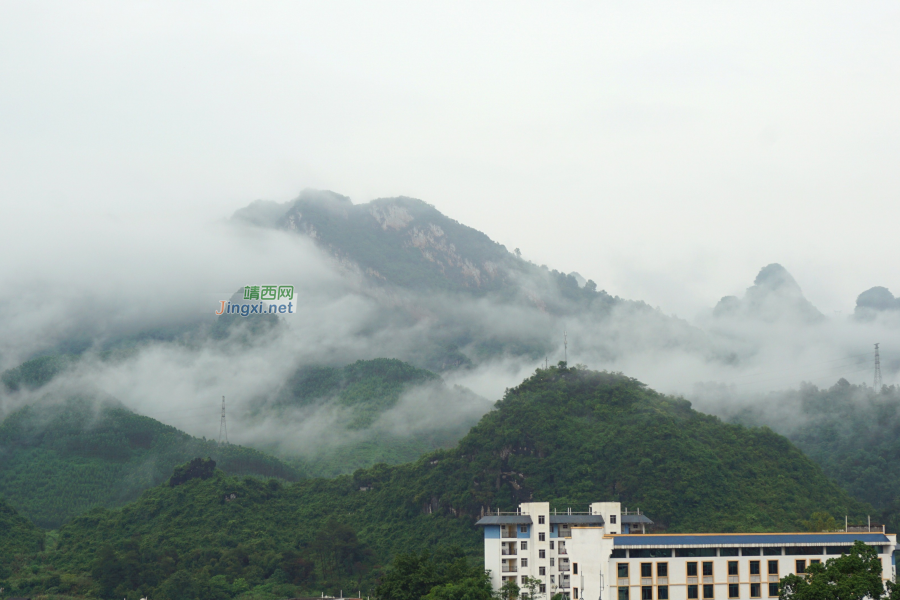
477, 501, 896, 600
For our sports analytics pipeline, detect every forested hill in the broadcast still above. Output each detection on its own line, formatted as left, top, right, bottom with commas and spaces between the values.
0, 498, 43, 566
268, 358, 485, 477
723, 379, 900, 531
0, 398, 303, 528
4, 366, 866, 599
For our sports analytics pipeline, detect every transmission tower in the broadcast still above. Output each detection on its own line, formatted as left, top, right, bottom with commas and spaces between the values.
564, 330, 568, 364
874, 343, 883, 390
219, 395, 229, 444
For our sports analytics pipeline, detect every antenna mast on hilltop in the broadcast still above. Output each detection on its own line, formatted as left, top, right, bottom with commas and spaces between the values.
219, 396, 229, 444
874, 344, 883, 390
564, 331, 568, 364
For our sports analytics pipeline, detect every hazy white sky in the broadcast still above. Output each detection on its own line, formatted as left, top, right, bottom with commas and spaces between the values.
2, 1, 898, 318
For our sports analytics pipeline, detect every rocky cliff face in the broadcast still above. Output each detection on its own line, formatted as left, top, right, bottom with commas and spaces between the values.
267, 189, 520, 294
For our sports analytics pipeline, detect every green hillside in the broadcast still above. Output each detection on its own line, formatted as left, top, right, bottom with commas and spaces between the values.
273, 358, 440, 428
0, 365, 866, 599
0, 398, 304, 529
269, 358, 482, 477
725, 379, 900, 530
0, 498, 44, 573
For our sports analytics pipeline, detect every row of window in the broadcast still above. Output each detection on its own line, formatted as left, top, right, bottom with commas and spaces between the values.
611, 546, 883, 558
516, 540, 566, 550
618, 583, 781, 599
617, 559, 819, 578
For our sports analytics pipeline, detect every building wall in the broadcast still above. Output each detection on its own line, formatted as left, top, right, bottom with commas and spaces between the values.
482, 502, 897, 600
589, 549, 897, 600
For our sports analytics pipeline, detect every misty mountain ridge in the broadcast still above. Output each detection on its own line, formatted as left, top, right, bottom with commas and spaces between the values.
234, 189, 617, 310
855, 286, 900, 320
252, 358, 490, 477
711, 263, 825, 324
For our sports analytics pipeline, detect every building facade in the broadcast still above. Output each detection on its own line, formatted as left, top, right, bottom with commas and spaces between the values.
476, 501, 897, 600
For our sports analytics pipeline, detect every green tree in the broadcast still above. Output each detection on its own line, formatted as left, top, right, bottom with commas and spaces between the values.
520, 576, 543, 600
802, 511, 839, 532
779, 541, 886, 600
422, 571, 495, 600
500, 578, 521, 600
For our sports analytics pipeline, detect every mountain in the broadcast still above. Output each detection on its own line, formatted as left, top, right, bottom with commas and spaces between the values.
2, 366, 866, 598
258, 358, 488, 477
0, 398, 303, 529
855, 286, 900, 320
234, 189, 622, 312
712, 263, 824, 324
228, 189, 714, 373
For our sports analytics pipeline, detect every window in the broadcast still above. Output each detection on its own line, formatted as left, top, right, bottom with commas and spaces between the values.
521, 542, 528, 550
728, 584, 739, 598
720, 548, 739, 557
784, 547, 824, 556
573, 588, 578, 598
574, 563, 579, 575
750, 561, 760, 576
763, 548, 782, 556
728, 561, 738, 576
522, 576, 528, 584
688, 585, 699, 599
551, 575, 555, 584
611, 549, 627, 559
641, 563, 652, 577
551, 558, 555, 566
551, 541, 555, 550
702, 562, 713, 577
796, 560, 806, 574
687, 562, 698, 577
642, 587, 652, 600
611, 515, 617, 524
619, 588, 629, 600
658, 563, 668, 577
618, 563, 629, 578
810, 559, 821, 566
523, 558, 529, 567
539, 550, 546, 559
658, 586, 669, 600
768, 583, 779, 597
750, 583, 761, 598
540, 585, 546, 594
520, 526, 528, 533
539, 567, 546, 576
703, 584, 714, 599
539, 532, 546, 542
539, 515, 546, 525
743, 548, 761, 556
676, 548, 717, 557
768, 561, 778, 575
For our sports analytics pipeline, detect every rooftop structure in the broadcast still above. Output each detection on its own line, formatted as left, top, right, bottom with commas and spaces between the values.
476, 501, 896, 600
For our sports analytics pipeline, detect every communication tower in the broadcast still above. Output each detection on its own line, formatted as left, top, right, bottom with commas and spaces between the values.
874, 344, 883, 390
219, 395, 229, 444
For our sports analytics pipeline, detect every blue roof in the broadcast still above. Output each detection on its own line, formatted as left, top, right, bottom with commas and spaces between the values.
476, 516, 532, 526
612, 533, 890, 547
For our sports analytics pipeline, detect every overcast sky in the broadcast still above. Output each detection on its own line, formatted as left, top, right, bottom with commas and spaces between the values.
2, 2, 898, 318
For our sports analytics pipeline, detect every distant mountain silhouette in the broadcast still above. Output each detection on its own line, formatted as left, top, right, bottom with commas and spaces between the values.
713, 263, 824, 324
854, 286, 900, 320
